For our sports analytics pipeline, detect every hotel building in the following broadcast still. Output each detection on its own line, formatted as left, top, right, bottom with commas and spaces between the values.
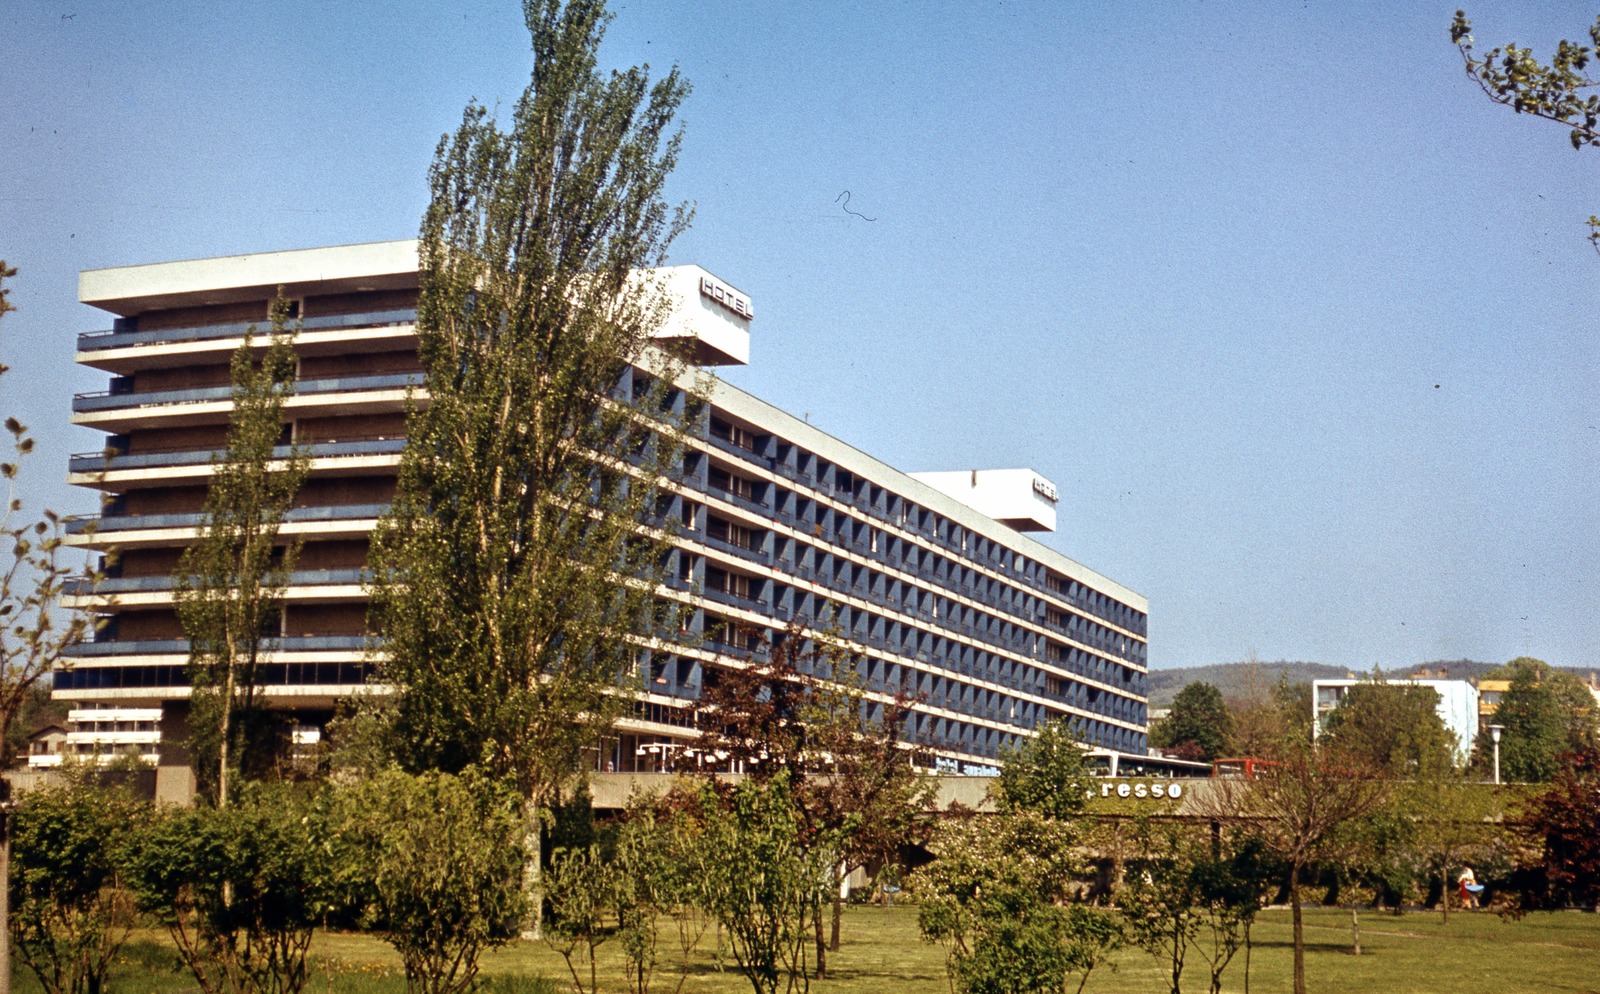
60, 241, 1150, 792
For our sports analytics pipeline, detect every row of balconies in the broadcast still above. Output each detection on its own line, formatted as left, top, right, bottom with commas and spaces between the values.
71, 429, 1144, 676
78, 311, 1145, 643
65, 497, 1146, 730
703, 444, 1148, 640
700, 469, 1148, 662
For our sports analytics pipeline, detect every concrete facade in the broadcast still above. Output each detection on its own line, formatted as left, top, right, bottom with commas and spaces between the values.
61, 241, 1151, 778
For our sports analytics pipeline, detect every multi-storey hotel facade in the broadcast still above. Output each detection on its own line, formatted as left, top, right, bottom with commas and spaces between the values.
61, 241, 1150, 792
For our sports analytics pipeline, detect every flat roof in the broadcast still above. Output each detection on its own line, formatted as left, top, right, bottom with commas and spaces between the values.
80, 240, 420, 315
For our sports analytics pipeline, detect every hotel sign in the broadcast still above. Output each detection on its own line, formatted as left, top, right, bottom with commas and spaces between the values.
700, 275, 753, 320
1032, 478, 1059, 504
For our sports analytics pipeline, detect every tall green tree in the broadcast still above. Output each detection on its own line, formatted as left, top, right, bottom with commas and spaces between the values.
915, 719, 1122, 994
368, 0, 693, 932
1474, 658, 1597, 782
992, 716, 1096, 821
175, 296, 307, 807
1151, 682, 1231, 762
1319, 678, 1458, 777
0, 261, 103, 994
1451, 12, 1600, 251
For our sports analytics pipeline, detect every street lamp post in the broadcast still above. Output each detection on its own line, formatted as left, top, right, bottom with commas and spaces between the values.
1489, 724, 1505, 785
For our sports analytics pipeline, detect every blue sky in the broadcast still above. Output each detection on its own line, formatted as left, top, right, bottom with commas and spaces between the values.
2, 1, 1596, 671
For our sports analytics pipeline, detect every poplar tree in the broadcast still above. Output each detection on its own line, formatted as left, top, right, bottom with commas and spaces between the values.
367, 0, 692, 929
175, 296, 307, 808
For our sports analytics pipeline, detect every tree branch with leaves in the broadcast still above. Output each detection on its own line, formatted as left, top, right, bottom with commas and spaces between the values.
1452, 11, 1600, 251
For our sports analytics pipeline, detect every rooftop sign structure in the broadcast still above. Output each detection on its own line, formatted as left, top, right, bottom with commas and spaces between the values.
908, 468, 1060, 533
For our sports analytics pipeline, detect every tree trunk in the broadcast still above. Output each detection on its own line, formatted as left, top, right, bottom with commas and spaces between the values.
1, 802, 11, 994
1243, 921, 1251, 994
829, 871, 843, 952
522, 797, 544, 941
813, 906, 826, 979
1351, 908, 1360, 956
1440, 867, 1449, 924
1290, 861, 1307, 994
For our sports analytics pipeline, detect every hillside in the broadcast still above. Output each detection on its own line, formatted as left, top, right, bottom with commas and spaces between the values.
1148, 662, 1348, 707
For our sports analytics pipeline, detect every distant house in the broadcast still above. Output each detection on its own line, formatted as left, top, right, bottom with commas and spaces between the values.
26, 723, 68, 769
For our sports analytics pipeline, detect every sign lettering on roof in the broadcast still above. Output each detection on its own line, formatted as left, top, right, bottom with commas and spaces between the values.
700, 275, 753, 321
1032, 478, 1059, 503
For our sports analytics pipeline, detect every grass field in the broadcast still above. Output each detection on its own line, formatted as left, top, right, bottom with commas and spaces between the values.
48, 905, 1600, 994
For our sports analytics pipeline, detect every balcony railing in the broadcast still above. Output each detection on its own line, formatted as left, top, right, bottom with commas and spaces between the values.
65, 635, 369, 657
69, 437, 405, 474
77, 308, 417, 352
67, 503, 391, 535
68, 568, 367, 596
72, 372, 422, 414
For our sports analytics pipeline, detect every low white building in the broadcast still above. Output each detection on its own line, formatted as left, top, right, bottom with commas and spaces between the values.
28, 706, 162, 768
1312, 678, 1479, 765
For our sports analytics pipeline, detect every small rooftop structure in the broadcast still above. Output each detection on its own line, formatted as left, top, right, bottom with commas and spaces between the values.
908, 468, 1059, 533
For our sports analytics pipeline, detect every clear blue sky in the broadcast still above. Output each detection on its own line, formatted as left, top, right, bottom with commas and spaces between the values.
2, 1, 1596, 672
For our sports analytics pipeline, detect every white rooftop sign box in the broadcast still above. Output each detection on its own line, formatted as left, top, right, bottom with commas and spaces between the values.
908, 468, 1059, 533
643, 265, 750, 367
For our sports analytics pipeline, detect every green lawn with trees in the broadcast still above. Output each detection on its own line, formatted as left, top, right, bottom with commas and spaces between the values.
12, 907, 1600, 994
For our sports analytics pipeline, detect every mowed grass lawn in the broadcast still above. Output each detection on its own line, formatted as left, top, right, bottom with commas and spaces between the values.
59, 905, 1600, 994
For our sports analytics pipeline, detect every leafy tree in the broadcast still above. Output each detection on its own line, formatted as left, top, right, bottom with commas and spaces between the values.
1121, 820, 1264, 994
9, 768, 144, 994
917, 721, 1119, 994
368, 0, 693, 931
1150, 682, 1231, 762
686, 626, 933, 973
334, 770, 527, 994
1451, 11, 1600, 251
124, 783, 341, 994
1120, 821, 1200, 994
693, 775, 836, 994
992, 716, 1095, 821
1204, 742, 1390, 994
915, 812, 1116, 994
1521, 747, 1600, 909
1319, 677, 1458, 777
175, 295, 307, 807
544, 844, 615, 994
1226, 675, 1314, 758
1400, 774, 1504, 921
1474, 658, 1597, 782
614, 792, 718, 994
0, 260, 102, 994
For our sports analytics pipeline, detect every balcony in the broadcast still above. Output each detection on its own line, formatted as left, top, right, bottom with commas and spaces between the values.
68, 502, 391, 536
73, 371, 422, 415
77, 308, 418, 354
67, 568, 367, 598
64, 635, 369, 658
68, 437, 406, 485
